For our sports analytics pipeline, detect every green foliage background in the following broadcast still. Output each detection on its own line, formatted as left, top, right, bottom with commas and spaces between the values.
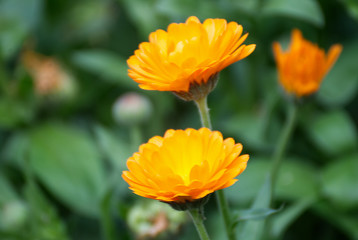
0, 0, 357, 239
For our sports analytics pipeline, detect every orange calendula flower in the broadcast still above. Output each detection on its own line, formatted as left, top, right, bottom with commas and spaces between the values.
122, 128, 248, 206
273, 29, 342, 97
22, 50, 76, 98
127, 16, 256, 100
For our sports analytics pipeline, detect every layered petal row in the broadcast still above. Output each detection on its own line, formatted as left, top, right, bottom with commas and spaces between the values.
128, 16, 256, 92
122, 128, 249, 203
273, 29, 342, 97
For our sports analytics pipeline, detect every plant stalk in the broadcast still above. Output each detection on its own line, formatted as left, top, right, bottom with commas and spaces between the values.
270, 100, 298, 190
194, 97, 212, 129
188, 208, 211, 240
194, 96, 235, 240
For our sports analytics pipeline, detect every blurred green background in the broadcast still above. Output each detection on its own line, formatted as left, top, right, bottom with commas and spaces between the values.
0, 0, 357, 239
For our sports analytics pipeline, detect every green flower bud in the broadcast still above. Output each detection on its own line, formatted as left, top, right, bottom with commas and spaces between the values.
112, 92, 152, 126
0, 200, 28, 230
127, 200, 187, 239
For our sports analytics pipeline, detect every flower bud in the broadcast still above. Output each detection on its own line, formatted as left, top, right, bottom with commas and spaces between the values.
112, 92, 152, 126
0, 200, 28, 230
127, 200, 187, 239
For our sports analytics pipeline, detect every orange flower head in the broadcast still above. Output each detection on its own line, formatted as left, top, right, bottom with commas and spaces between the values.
122, 128, 249, 205
273, 29, 342, 97
22, 50, 76, 98
127, 16, 256, 100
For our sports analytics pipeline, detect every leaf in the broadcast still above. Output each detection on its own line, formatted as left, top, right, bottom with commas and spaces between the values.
71, 50, 136, 88
155, 0, 221, 20
226, 157, 319, 205
24, 181, 69, 240
317, 41, 358, 106
235, 158, 319, 239
93, 125, 131, 170
221, 88, 281, 152
321, 153, 358, 210
262, 0, 324, 27
0, 174, 18, 204
0, 98, 34, 129
94, 125, 132, 199
275, 160, 319, 200
2, 133, 29, 167
66, 1, 113, 40
314, 201, 358, 239
222, 111, 274, 151
99, 188, 118, 240
340, 0, 358, 21
0, 0, 43, 59
28, 123, 106, 217
120, 0, 168, 37
304, 110, 357, 156
236, 175, 272, 240
233, 206, 283, 225
271, 198, 315, 238
228, 0, 261, 16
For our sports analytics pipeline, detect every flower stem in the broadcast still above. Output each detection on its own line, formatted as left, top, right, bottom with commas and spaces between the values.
194, 96, 235, 240
270, 100, 298, 189
194, 97, 212, 129
188, 208, 211, 240
130, 124, 142, 152
216, 189, 235, 240
100, 190, 117, 240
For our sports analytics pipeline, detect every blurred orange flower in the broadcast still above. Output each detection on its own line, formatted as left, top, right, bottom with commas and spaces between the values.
22, 50, 75, 97
127, 16, 255, 99
22, 50, 63, 95
273, 29, 342, 97
122, 128, 248, 203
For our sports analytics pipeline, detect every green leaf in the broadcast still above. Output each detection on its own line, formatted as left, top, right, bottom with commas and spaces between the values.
236, 175, 272, 240
314, 201, 358, 239
2, 133, 29, 166
233, 206, 283, 224
228, 0, 261, 16
28, 123, 106, 217
24, 181, 69, 240
99, 188, 118, 240
262, 0, 324, 27
317, 41, 358, 106
0, 0, 42, 59
93, 125, 131, 171
275, 160, 319, 200
340, 0, 358, 21
304, 110, 357, 156
321, 154, 358, 210
67, 1, 113, 40
120, 0, 168, 37
226, 157, 319, 205
0, 98, 34, 129
0, 174, 18, 204
235, 158, 318, 239
226, 159, 267, 205
155, 0, 221, 20
271, 198, 315, 238
222, 111, 273, 151
71, 50, 136, 88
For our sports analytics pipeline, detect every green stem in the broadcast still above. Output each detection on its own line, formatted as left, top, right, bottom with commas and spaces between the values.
100, 190, 117, 240
270, 100, 298, 190
216, 189, 235, 240
194, 96, 235, 240
130, 124, 142, 152
194, 97, 212, 129
0, 52, 7, 94
187, 209, 211, 240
